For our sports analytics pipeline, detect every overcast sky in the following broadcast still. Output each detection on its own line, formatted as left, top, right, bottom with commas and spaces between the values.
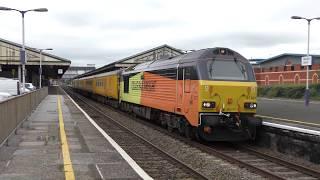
1, 0, 320, 67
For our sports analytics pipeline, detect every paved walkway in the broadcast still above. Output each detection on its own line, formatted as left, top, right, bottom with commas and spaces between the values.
0, 95, 144, 179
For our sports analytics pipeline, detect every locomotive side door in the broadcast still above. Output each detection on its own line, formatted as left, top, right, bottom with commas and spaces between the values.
176, 65, 183, 114
183, 67, 192, 114
176, 65, 192, 114
179, 65, 199, 126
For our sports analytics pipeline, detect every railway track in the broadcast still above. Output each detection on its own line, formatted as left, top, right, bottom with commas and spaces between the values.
64, 88, 209, 180
238, 145, 320, 179
194, 143, 320, 180
64, 87, 320, 180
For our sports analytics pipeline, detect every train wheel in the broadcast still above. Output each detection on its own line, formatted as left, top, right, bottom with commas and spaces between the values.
178, 119, 186, 136
178, 124, 185, 136
167, 125, 173, 133
185, 125, 195, 140
249, 126, 257, 140
195, 128, 202, 142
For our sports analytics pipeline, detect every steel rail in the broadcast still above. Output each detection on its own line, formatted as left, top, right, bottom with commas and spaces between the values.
191, 142, 286, 180
238, 145, 320, 179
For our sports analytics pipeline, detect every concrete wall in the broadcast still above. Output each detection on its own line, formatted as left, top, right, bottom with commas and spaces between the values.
0, 87, 48, 147
256, 126, 320, 164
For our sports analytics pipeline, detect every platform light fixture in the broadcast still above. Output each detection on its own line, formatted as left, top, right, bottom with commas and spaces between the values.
38, 48, 53, 88
0, 6, 48, 93
291, 16, 320, 106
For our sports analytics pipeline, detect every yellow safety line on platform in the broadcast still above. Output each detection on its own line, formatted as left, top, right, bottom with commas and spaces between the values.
58, 96, 75, 180
256, 114, 320, 128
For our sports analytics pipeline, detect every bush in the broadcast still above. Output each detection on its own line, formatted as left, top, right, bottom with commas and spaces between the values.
258, 84, 320, 100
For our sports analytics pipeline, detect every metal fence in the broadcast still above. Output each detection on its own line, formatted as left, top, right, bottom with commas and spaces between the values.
0, 87, 48, 147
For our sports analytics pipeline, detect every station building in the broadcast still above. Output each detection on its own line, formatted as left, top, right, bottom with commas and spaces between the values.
251, 54, 320, 86
0, 38, 71, 87
61, 65, 96, 84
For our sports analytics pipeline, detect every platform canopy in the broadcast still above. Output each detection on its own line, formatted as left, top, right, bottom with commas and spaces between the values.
0, 38, 71, 86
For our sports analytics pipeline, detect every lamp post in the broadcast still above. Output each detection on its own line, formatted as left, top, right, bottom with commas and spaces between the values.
0, 6, 48, 93
38, 48, 53, 88
291, 16, 320, 106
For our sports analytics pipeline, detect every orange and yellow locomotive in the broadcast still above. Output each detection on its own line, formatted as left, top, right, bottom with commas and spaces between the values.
72, 47, 261, 141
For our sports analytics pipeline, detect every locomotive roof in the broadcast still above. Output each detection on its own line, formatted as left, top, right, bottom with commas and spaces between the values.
128, 47, 247, 73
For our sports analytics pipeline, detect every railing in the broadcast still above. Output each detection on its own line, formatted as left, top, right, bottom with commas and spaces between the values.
0, 87, 48, 147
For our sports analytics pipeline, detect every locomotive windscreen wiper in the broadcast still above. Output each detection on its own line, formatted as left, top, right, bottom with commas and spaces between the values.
208, 59, 215, 77
234, 58, 246, 78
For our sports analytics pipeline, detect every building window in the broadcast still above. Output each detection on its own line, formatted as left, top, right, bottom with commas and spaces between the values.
265, 76, 269, 86
291, 66, 294, 71
312, 73, 319, 84
294, 74, 300, 84
279, 75, 284, 84
275, 67, 278, 72
269, 67, 273, 71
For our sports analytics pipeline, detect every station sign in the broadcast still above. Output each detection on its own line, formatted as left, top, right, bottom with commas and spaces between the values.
20, 49, 26, 64
58, 69, 63, 74
301, 56, 312, 66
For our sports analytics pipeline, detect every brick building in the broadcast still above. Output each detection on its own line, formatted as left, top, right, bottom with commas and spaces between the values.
252, 54, 320, 86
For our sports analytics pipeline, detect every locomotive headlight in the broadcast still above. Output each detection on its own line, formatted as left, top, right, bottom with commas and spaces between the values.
202, 101, 215, 108
244, 102, 257, 109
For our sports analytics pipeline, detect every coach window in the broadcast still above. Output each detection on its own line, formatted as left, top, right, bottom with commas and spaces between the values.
124, 75, 129, 93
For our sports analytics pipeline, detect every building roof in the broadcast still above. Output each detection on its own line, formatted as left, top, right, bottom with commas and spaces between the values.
112, 44, 183, 64
0, 37, 71, 63
75, 44, 184, 78
257, 53, 320, 64
66, 66, 96, 71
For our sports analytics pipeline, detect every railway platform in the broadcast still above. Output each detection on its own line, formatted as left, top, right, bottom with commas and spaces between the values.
0, 93, 150, 179
257, 97, 320, 136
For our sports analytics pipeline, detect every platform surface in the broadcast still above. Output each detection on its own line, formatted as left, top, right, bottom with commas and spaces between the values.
257, 97, 320, 132
0, 95, 143, 179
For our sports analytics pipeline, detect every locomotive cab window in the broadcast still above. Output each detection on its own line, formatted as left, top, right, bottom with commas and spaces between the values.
206, 59, 254, 81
